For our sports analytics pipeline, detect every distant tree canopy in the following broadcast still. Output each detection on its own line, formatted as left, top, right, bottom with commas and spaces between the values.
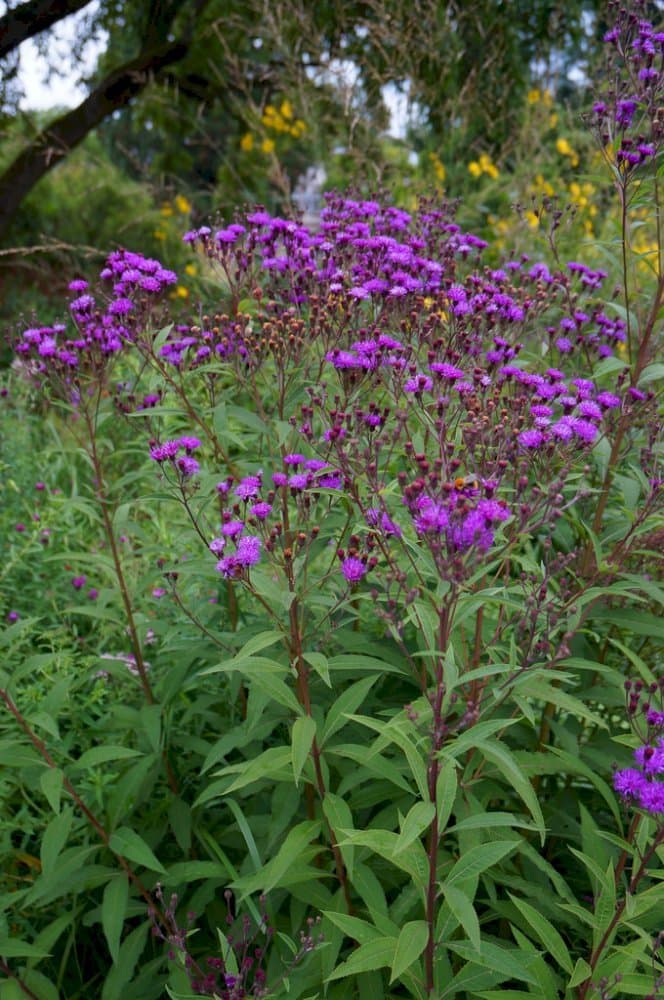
0, 0, 612, 244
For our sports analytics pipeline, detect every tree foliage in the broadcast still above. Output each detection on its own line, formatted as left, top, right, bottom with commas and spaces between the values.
0, 0, 610, 245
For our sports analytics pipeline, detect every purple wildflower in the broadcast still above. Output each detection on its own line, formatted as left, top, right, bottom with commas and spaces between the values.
341, 557, 367, 583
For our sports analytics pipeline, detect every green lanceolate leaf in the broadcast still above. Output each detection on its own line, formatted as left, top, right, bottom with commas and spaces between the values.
108, 827, 166, 874
441, 882, 481, 951
446, 840, 521, 886
390, 920, 429, 983
326, 937, 397, 981
291, 714, 317, 786
102, 875, 129, 964
509, 893, 573, 974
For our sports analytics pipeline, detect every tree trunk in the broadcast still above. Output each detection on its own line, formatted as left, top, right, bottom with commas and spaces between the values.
0, 0, 216, 245
0, 0, 95, 60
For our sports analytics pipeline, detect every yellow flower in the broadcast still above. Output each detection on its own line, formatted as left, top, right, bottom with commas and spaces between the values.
280, 99, 293, 120
184, 263, 197, 277
530, 174, 554, 197
549, 113, 558, 129
175, 285, 189, 299
429, 152, 446, 182
261, 138, 275, 154
556, 137, 573, 156
160, 204, 174, 217
478, 153, 498, 178
240, 132, 254, 152
423, 296, 435, 309
153, 229, 167, 241
468, 160, 482, 178
542, 88, 553, 107
175, 194, 192, 215
527, 88, 541, 104
525, 210, 540, 229
291, 119, 306, 137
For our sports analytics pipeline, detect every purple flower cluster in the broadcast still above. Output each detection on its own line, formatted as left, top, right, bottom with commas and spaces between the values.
593, 15, 664, 173
150, 436, 201, 478
15, 250, 177, 384
404, 482, 511, 553
614, 739, 664, 814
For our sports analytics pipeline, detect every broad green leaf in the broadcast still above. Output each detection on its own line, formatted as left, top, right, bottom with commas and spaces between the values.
395, 801, 435, 854
474, 739, 545, 841
108, 827, 166, 874
322, 793, 355, 878
231, 821, 321, 897
449, 812, 537, 834
101, 921, 149, 1000
339, 828, 428, 890
139, 704, 162, 752
102, 875, 129, 964
163, 861, 228, 883
546, 748, 621, 824
390, 920, 429, 983
0, 938, 50, 959
72, 746, 144, 769
436, 757, 458, 832
441, 882, 481, 951
447, 941, 538, 985
326, 937, 397, 981
567, 958, 592, 988
225, 798, 262, 870
509, 894, 573, 974
40, 808, 73, 875
39, 767, 63, 813
328, 742, 412, 791
214, 746, 292, 795
291, 715, 316, 786
638, 362, 664, 385
322, 911, 386, 945
302, 651, 331, 686
251, 671, 303, 715
321, 676, 380, 745
446, 840, 520, 886
592, 860, 617, 953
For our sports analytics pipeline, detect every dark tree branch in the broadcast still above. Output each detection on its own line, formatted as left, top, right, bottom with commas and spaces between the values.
0, 0, 95, 60
0, 0, 214, 243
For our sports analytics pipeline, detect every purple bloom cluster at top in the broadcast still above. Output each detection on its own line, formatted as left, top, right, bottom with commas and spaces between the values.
405, 483, 511, 554
150, 435, 201, 477
614, 738, 664, 815
15, 250, 177, 380
199, 453, 346, 579
183, 194, 490, 311
593, 15, 664, 171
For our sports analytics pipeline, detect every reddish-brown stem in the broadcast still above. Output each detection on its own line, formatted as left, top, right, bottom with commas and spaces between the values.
0, 960, 39, 1000
83, 407, 179, 795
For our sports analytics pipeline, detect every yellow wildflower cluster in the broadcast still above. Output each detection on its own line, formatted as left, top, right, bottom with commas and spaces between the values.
556, 137, 579, 168
568, 181, 597, 237
468, 153, 499, 180
428, 152, 446, 183
527, 87, 553, 106
262, 101, 306, 138
529, 174, 555, 198
154, 194, 193, 241
240, 100, 307, 155
159, 194, 192, 218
